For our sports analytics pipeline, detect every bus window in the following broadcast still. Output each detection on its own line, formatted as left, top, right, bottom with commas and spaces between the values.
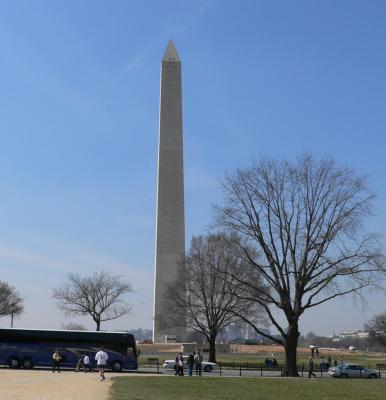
127, 347, 134, 356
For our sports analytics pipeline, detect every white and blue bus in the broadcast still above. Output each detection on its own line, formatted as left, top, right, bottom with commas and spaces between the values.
0, 328, 138, 372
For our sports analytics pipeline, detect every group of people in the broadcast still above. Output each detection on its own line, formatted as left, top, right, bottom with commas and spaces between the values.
175, 351, 203, 376
51, 347, 109, 381
308, 353, 342, 378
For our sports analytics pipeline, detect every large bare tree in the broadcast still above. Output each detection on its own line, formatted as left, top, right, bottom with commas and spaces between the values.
53, 271, 132, 331
0, 281, 24, 324
216, 153, 385, 376
168, 232, 266, 363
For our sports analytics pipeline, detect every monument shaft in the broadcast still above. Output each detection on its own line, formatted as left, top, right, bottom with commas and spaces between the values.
153, 41, 186, 343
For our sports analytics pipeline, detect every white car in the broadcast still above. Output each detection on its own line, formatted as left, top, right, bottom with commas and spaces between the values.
162, 355, 218, 372
328, 364, 379, 379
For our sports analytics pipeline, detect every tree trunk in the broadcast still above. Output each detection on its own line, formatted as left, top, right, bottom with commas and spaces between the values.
208, 335, 217, 363
283, 321, 300, 377
96, 319, 101, 331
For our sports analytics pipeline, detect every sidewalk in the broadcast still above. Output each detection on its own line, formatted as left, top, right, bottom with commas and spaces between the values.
0, 370, 117, 400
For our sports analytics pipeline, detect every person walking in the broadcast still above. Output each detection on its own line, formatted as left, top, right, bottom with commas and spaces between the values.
308, 356, 316, 378
75, 352, 84, 372
194, 351, 203, 376
52, 350, 62, 373
174, 354, 180, 376
175, 353, 184, 376
83, 354, 90, 372
187, 352, 195, 376
95, 347, 109, 381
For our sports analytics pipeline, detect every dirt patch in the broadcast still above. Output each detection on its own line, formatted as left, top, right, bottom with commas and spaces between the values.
0, 370, 116, 400
139, 343, 182, 353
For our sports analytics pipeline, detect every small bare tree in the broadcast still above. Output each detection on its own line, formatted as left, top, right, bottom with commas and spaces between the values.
0, 281, 24, 325
168, 232, 266, 363
216, 153, 385, 376
53, 271, 133, 331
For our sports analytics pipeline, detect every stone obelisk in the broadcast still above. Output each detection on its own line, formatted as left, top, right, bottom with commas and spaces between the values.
153, 40, 186, 343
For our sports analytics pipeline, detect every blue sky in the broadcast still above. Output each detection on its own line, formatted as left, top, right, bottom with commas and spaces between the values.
0, 0, 385, 335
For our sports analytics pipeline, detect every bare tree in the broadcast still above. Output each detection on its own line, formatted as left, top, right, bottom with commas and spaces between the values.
168, 232, 266, 363
216, 153, 385, 376
0, 281, 24, 325
53, 271, 133, 331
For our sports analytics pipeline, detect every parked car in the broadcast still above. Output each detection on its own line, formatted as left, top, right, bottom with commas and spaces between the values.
328, 364, 379, 379
162, 355, 218, 372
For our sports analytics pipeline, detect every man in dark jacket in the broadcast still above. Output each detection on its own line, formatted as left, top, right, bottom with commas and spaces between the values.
187, 352, 195, 376
308, 356, 316, 378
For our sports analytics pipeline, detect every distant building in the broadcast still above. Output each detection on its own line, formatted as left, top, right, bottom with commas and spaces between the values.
339, 330, 370, 340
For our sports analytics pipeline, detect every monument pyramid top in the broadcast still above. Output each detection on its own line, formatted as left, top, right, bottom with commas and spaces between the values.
162, 39, 180, 62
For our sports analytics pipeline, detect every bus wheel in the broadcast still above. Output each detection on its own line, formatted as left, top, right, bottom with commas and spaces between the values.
8, 357, 20, 368
22, 358, 33, 369
111, 361, 122, 372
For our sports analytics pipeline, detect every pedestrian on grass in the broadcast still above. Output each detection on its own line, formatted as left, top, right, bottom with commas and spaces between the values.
175, 353, 184, 376
174, 354, 180, 376
187, 352, 195, 376
194, 351, 203, 376
95, 347, 109, 381
52, 350, 62, 373
308, 356, 316, 378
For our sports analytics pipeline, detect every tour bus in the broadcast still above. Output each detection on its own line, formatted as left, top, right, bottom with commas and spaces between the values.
0, 328, 138, 371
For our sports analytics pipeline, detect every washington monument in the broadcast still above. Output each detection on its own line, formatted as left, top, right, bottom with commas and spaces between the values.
153, 40, 186, 343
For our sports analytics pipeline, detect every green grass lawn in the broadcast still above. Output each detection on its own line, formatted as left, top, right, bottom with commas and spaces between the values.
109, 376, 386, 400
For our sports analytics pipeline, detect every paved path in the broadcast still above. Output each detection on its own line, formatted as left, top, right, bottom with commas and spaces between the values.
0, 370, 118, 400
